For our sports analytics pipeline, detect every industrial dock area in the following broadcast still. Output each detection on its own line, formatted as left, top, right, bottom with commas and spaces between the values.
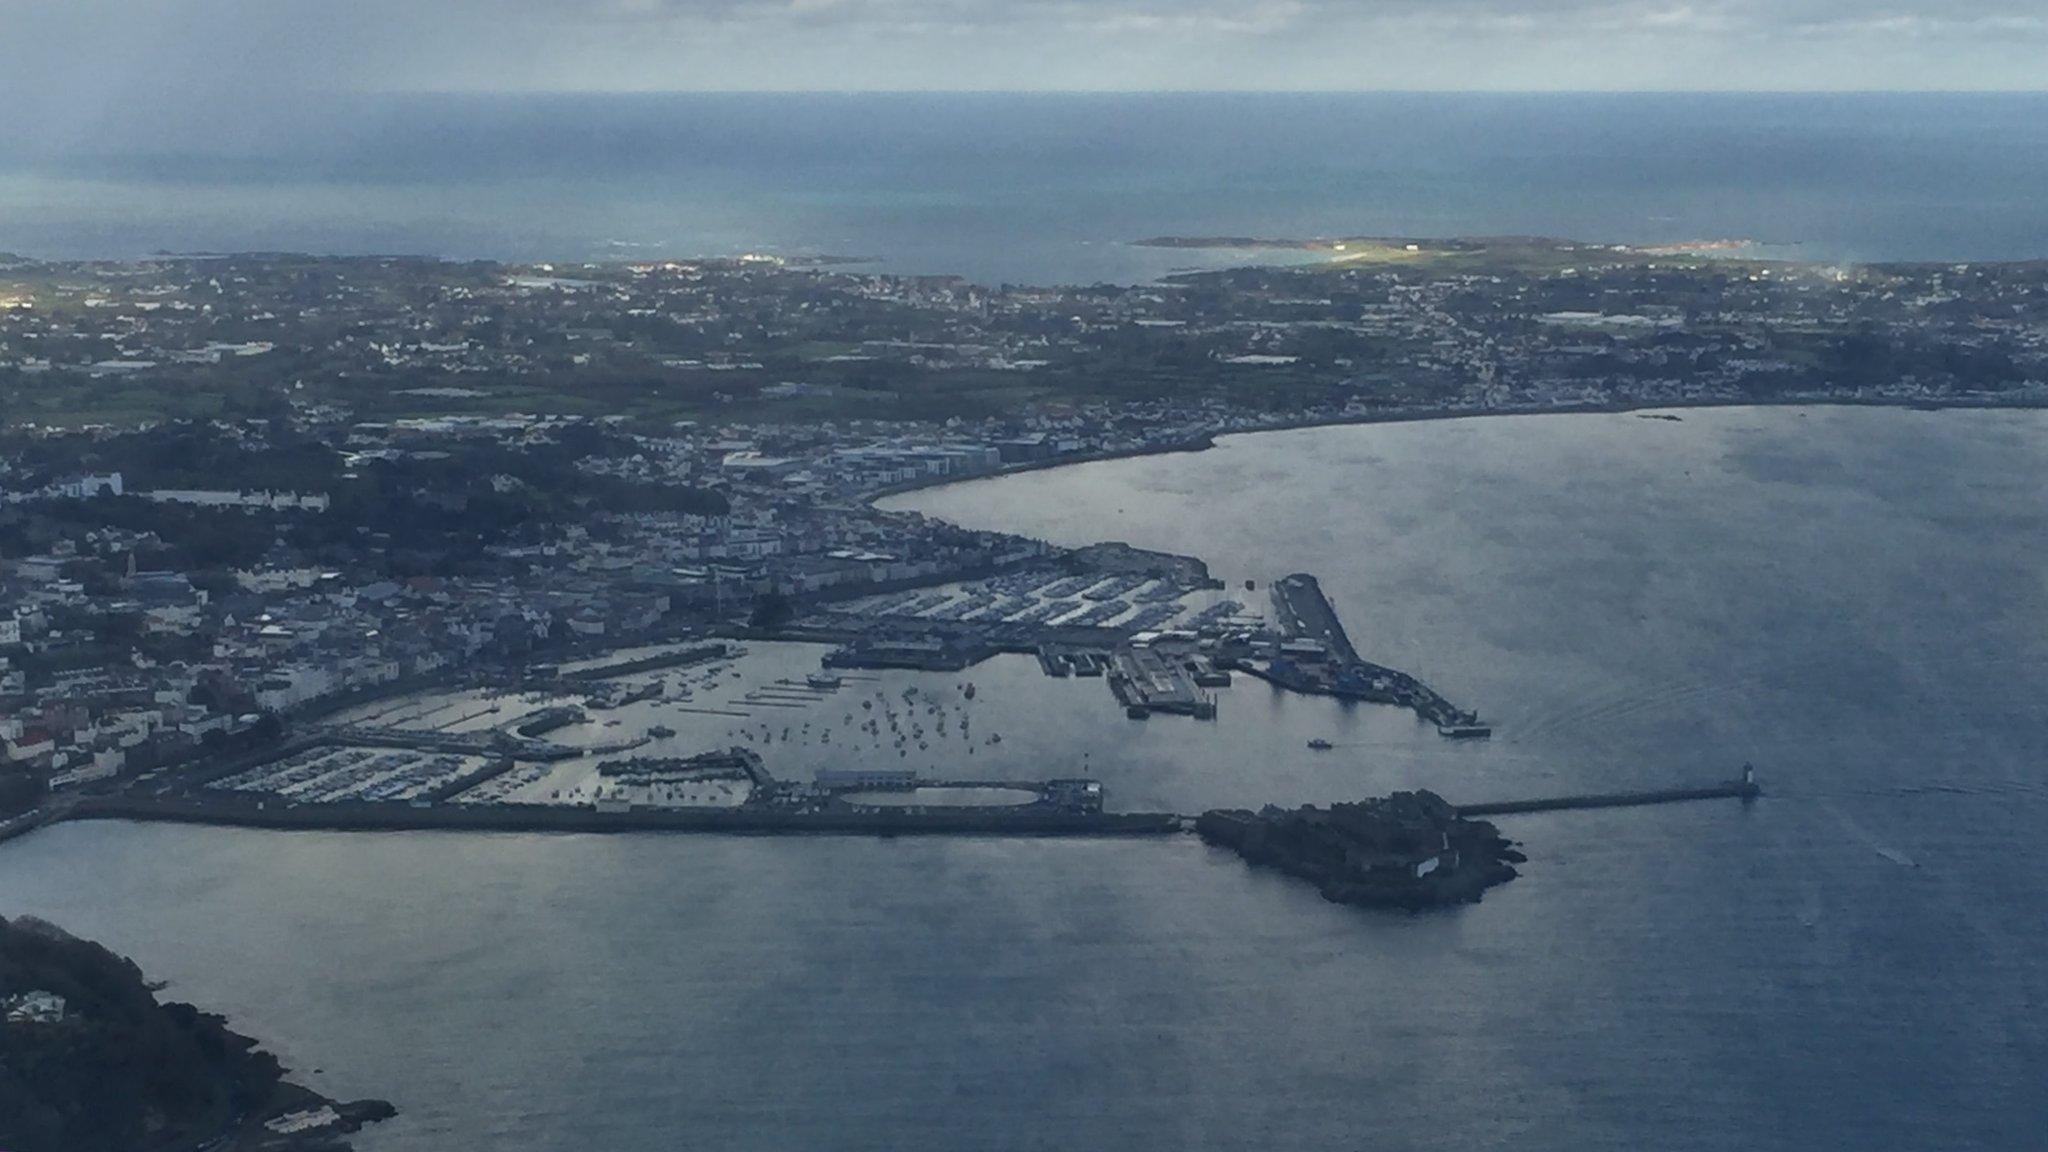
777, 556, 1486, 732
1254, 574, 1491, 737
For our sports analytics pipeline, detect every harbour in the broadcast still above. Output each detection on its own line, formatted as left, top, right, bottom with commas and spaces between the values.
8, 406, 2046, 1152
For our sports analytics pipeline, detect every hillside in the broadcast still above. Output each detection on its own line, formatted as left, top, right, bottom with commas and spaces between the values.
0, 915, 392, 1152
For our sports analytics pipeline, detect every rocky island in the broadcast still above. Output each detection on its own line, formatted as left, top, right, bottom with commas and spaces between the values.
0, 916, 393, 1152
1197, 791, 1525, 911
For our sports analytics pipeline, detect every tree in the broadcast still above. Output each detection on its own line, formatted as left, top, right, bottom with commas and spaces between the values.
749, 591, 794, 631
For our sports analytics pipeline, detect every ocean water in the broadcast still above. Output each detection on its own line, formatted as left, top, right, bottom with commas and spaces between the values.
5, 406, 2047, 1150
6, 93, 2048, 281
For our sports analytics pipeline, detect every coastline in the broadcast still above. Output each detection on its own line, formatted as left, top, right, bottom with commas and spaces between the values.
0, 396, 2028, 856
863, 434, 1219, 503
867, 393, 2048, 508
0, 914, 396, 1152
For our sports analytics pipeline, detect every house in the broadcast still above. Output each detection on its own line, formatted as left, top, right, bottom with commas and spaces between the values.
3, 990, 67, 1024
48, 472, 124, 498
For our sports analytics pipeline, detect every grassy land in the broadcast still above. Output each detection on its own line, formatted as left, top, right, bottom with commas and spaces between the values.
1150, 234, 1788, 278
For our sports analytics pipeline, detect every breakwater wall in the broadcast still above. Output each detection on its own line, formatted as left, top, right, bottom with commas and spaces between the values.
1457, 777, 1760, 818
62, 796, 1183, 838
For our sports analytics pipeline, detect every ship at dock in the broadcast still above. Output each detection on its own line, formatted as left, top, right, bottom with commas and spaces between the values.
584, 681, 663, 710
515, 706, 587, 739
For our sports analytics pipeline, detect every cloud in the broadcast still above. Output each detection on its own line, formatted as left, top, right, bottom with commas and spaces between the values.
0, 0, 2044, 141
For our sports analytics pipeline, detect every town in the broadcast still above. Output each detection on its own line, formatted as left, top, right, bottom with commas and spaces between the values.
1, 238, 2040, 829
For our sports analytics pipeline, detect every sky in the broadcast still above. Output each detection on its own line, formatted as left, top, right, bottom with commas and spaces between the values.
2, 0, 2046, 125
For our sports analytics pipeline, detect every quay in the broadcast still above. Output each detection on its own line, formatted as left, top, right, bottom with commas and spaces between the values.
1271, 572, 1363, 664
1456, 767, 1761, 817
1265, 573, 1489, 736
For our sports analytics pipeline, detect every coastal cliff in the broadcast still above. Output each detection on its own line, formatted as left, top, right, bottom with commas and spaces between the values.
1197, 791, 1523, 911
0, 916, 393, 1152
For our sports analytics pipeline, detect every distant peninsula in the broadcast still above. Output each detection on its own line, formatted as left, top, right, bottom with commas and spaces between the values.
1132, 233, 1766, 269
0, 916, 393, 1152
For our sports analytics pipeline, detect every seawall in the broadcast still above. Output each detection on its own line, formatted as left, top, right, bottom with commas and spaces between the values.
61, 796, 1184, 838
1458, 778, 1761, 817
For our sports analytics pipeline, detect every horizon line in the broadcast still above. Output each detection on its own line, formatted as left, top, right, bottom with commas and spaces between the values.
369, 88, 2048, 96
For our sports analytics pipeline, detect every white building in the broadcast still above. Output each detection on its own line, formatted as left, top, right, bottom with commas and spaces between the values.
48, 473, 123, 498
3, 991, 67, 1024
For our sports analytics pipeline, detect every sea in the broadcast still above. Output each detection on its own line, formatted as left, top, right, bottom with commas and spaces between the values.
7, 95, 2048, 1147
6, 92, 2048, 281
4, 407, 2047, 1150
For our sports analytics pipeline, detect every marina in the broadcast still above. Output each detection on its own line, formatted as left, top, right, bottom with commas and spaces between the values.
157, 610, 1511, 823
206, 746, 501, 806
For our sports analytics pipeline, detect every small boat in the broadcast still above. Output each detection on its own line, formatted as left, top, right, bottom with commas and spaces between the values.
807, 672, 843, 690
1307, 738, 1334, 751
648, 725, 677, 739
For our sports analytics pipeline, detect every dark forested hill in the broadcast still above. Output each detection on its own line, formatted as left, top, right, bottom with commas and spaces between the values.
0, 915, 391, 1152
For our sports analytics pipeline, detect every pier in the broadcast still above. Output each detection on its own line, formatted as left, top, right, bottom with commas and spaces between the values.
1265, 573, 1488, 736
1271, 572, 1362, 664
